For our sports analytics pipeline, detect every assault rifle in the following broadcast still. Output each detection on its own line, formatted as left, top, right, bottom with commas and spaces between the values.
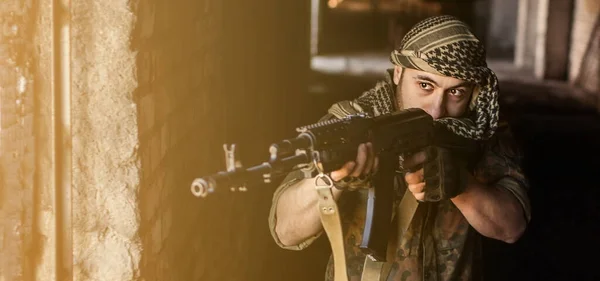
190, 108, 477, 263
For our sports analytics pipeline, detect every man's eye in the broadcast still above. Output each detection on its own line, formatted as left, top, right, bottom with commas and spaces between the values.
419, 83, 432, 90
449, 89, 464, 96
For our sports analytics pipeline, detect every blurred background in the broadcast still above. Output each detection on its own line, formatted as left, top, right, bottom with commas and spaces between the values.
0, 0, 598, 280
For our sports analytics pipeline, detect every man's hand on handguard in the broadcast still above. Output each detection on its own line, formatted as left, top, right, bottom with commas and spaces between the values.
273, 142, 378, 246
329, 142, 379, 191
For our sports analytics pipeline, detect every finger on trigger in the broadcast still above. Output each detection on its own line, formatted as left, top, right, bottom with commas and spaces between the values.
330, 161, 355, 181
414, 192, 425, 202
351, 144, 367, 177
404, 168, 424, 184
408, 182, 426, 194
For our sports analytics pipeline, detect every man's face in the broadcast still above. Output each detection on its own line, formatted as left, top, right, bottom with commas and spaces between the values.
393, 66, 474, 119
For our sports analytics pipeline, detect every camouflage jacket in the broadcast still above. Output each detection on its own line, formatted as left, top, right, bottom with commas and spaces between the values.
268, 92, 531, 281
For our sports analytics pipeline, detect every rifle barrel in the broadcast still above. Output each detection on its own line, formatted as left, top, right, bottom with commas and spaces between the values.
190, 152, 310, 198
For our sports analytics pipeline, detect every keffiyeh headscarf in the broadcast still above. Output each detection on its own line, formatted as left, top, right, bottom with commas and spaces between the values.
332, 15, 500, 141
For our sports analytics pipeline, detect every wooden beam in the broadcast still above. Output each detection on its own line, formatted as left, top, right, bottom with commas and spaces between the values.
534, 0, 575, 80
514, 0, 529, 68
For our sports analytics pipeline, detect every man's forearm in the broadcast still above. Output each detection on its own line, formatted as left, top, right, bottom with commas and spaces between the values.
451, 175, 527, 243
275, 177, 344, 246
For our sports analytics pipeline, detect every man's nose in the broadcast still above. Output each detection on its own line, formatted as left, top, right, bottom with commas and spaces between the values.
427, 93, 446, 120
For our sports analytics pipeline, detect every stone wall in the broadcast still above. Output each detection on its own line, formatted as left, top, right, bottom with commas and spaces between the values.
70, 1, 141, 280
0, 1, 38, 280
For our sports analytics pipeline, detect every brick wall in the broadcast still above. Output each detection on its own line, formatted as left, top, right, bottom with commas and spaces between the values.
203, 1, 322, 280
133, 0, 224, 280
134, 0, 325, 280
0, 1, 37, 280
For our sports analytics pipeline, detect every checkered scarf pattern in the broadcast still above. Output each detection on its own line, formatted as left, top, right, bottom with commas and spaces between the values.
332, 15, 499, 141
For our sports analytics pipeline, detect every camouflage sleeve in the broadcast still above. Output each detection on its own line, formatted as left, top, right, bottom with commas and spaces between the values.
267, 169, 323, 250
267, 113, 338, 250
473, 122, 532, 222
268, 99, 372, 251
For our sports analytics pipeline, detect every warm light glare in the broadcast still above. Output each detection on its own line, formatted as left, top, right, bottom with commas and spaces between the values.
328, 0, 343, 9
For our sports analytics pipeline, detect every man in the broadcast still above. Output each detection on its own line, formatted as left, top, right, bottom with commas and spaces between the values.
268, 15, 530, 281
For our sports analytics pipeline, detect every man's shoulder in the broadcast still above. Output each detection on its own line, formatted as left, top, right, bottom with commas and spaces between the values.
474, 118, 528, 189
485, 119, 520, 159
476, 117, 532, 221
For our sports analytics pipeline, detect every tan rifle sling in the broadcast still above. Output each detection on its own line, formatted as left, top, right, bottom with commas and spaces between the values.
315, 175, 349, 281
316, 174, 419, 281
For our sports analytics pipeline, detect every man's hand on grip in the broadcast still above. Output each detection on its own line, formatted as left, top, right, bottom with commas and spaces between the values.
404, 146, 469, 202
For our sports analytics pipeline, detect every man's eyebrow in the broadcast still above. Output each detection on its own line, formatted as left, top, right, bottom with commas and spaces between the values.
451, 81, 473, 89
414, 75, 439, 86
414, 75, 472, 88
